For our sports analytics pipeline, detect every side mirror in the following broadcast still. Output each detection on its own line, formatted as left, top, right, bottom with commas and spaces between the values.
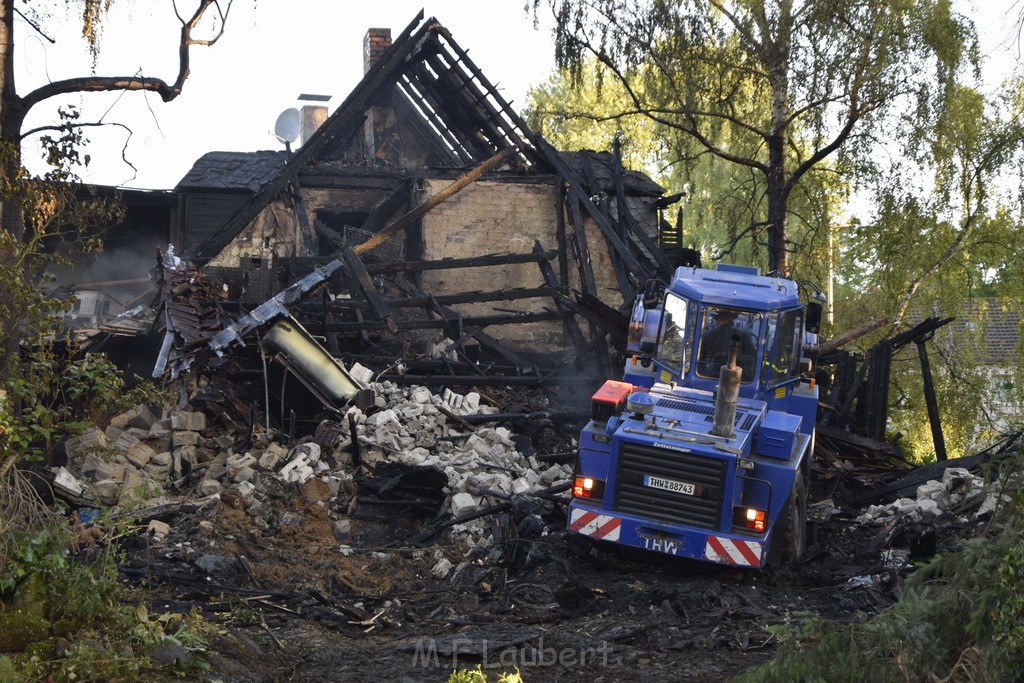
805, 302, 823, 334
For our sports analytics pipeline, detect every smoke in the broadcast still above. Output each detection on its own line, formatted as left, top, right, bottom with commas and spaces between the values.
49, 244, 161, 288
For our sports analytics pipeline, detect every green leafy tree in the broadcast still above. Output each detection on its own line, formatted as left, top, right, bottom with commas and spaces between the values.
532, 0, 979, 277
524, 56, 849, 293
0, 1, 234, 473
841, 77, 1024, 457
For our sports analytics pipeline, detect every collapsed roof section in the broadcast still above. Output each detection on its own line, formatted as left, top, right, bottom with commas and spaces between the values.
137, 12, 692, 426
188, 12, 676, 287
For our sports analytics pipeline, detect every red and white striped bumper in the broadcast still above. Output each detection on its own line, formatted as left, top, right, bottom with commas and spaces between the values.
704, 536, 764, 567
568, 502, 766, 568
569, 507, 622, 542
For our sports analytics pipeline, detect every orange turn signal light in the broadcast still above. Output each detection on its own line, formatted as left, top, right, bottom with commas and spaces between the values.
573, 476, 605, 499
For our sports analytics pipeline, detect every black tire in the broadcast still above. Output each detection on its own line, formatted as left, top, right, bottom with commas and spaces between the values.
769, 469, 807, 566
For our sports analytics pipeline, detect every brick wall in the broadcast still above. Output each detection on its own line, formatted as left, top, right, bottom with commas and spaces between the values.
420, 179, 619, 351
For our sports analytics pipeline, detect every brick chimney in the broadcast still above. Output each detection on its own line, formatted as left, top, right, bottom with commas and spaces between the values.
364, 28, 392, 73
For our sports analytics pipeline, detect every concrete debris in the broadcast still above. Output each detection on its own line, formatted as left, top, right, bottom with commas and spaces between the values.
855, 468, 996, 525
197, 478, 222, 496
431, 556, 454, 579
53, 382, 575, 567
348, 362, 376, 386
170, 410, 207, 432
52, 467, 85, 498
147, 520, 171, 541
450, 492, 481, 517
92, 479, 122, 505
64, 426, 107, 462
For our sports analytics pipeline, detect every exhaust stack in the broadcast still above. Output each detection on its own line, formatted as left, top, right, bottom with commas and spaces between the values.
710, 339, 741, 438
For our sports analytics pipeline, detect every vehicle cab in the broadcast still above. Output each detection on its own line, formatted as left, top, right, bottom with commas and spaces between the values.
623, 264, 818, 421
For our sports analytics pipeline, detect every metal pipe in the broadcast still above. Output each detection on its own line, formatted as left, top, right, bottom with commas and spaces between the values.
711, 341, 742, 438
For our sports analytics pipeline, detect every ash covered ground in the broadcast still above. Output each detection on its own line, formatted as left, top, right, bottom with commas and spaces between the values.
51, 378, 1003, 682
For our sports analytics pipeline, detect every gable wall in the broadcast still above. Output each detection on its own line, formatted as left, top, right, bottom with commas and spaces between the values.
421, 178, 621, 351
205, 199, 298, 269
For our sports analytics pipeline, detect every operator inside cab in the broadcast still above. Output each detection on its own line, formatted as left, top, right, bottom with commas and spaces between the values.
698, 307, 758, 381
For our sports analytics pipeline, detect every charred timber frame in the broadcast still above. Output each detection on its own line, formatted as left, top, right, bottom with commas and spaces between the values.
207, 150, 514, 355
193, 11, 427, 263
817, 316, 955, 463
611, 135, 674, 278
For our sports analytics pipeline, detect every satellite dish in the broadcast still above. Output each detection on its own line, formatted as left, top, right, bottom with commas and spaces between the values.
273, 108, 301, 145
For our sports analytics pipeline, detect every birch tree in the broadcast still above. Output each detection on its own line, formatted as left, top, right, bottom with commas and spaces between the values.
533, 0, 979, 277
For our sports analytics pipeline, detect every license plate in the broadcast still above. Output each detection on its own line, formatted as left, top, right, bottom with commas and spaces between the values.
643, 475, 698, 496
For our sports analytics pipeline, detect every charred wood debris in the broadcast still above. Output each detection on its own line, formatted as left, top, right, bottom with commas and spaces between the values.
40, 167, 1017, 653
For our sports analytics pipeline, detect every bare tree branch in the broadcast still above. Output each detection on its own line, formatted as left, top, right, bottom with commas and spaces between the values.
20, 0, 232, 112
13, 7, 55, 43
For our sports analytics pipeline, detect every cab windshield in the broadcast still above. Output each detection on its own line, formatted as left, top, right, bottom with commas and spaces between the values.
695, 306, 762, 383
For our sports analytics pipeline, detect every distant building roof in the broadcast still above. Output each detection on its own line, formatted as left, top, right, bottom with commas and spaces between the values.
958, 298, 1020, 364
176, 151, 289, 192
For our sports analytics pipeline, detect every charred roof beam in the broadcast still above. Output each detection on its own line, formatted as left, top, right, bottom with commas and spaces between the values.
431, 26, 540, 167
391, 90, 467, 165
403, 62, 491, 161
419, 49, 521, 161
395, 74, 476, 164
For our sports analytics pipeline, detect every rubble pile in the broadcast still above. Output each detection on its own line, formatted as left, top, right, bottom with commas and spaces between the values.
53, 380, 573, 563
854, 466, 1010, 524
34, 373, 1021, 681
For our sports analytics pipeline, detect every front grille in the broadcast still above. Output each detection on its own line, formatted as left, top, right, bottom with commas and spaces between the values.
614, 442, 728, 529
657, 397, 714, 416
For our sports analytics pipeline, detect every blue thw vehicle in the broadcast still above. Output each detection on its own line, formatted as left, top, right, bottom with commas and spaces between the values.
568, 264, 822, 567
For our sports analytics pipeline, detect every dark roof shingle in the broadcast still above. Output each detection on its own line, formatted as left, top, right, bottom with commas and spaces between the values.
176, 151, 289, 192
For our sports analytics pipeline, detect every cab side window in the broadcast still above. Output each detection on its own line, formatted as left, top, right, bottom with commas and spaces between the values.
767, 309, 802, 386
655, 294, 692, 371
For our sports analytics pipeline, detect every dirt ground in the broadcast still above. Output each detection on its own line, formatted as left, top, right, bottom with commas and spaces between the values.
120, 459, 917, 683
101, 379, 990, 682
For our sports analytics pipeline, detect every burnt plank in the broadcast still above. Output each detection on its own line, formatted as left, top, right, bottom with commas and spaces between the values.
533, 240, 588, 359
289, 180, 318, 256
314, 219, 347, 252
340, 247, 398, 335
358, 179, 415, 236
573, 291, 630, 343
421, 50, 514, 158
366, 250, 557, 274
529, 135, 648, 290
579, 154, 635, 297
612, 136, 673, 278
322, 310, 565, 332
354, 148, 514, 257
429, 26, 535, 159
556, 189, 570, 287
566, 191, 598, 297
392, 90, 467, 166
307, 286, 558, 310
407, 58, 492, 160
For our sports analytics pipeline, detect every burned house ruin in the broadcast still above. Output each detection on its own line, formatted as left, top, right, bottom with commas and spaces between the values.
67, 13, 685, 437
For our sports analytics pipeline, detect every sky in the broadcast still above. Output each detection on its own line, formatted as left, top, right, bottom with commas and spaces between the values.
13, 1, 1023, 192
16, 1, 559, 190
